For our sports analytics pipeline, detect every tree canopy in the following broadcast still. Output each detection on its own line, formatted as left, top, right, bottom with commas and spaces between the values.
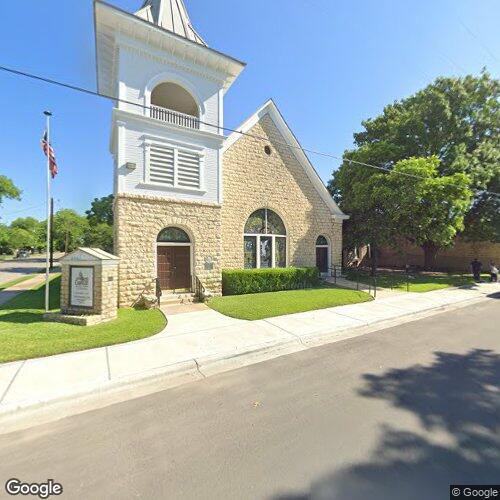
371, 157, 472, 268
0, 175, 21, 206
0, 195, 114, 256
329, 71, 500, 266
86, 195, 114, 226
52, 209, 89, 253
7, 227, 38, 251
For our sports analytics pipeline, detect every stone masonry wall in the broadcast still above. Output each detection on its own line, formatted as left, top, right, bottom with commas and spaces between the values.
115, 193, 221, 306
60, 263, 119, 319
100, 264, 119, 319
221, 114, 343, 270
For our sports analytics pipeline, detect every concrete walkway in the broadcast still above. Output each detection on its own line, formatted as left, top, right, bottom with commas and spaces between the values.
325, 276, 404, 298
0, 282, 497, 432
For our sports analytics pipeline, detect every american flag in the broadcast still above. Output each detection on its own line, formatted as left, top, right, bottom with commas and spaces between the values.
41, 131, 58, 179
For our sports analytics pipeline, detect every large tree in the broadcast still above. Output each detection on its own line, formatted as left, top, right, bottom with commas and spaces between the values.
84, 223, 113, 253
10, 217, 44, 250
52, 209, 89, 253
7, 227, 38, 252
85, 195, 114, 226
0, 175, 21, 206
329, 142, 400, 273
330, 70, 500, 251
371, 157, 472, 269
0, 224, 10, 254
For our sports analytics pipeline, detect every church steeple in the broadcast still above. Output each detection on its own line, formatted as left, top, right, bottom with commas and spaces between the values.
135, 0, 207, 46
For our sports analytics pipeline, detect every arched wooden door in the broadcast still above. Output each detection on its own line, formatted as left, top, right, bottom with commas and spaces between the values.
157, 227, 192, 290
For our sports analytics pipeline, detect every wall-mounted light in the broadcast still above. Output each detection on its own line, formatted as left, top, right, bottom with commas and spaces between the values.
125, 162, 136, 171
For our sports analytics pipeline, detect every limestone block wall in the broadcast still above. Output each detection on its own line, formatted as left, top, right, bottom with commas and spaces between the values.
221, 114, 343, 271
114, 193, 222, 306
100, 265, 119, 319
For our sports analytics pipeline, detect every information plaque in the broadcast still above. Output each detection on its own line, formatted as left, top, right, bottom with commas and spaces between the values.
70, 266, 94, 308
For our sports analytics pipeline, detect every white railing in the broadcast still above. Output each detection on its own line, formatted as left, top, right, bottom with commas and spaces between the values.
150, 105, 200, 130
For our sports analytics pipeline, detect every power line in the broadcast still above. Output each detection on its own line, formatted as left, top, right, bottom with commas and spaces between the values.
0, 203, 46, 219
459, 19, 499, 63
0, 64, 498, 197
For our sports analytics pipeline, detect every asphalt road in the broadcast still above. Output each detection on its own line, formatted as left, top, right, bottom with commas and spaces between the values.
0, 254, 60, 284
0, 299, 498, 500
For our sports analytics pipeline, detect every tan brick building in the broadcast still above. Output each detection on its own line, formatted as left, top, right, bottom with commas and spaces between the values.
95, 0, 347, 306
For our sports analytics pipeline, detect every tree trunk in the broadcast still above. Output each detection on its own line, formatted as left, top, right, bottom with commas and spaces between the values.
422, 242, 439, 270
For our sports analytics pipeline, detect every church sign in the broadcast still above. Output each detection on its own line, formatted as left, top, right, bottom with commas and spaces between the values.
70, 266, 94, 308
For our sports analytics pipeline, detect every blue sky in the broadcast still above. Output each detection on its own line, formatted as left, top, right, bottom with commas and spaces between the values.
0, 0, 498, 224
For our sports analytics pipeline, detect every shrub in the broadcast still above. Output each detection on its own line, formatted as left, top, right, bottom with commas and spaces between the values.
222, 267, 320, 295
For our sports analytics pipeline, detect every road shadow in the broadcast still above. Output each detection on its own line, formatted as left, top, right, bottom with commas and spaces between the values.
273, 349, 500, 500
0, 290, 23, 307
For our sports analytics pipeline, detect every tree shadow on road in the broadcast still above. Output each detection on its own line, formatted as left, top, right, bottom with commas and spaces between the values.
274, 349, 500, 500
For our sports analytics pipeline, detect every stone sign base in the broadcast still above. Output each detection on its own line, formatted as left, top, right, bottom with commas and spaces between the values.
43, 312, 116, 327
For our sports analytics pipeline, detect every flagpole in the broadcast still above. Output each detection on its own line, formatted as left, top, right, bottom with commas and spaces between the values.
44, 111, 52, 313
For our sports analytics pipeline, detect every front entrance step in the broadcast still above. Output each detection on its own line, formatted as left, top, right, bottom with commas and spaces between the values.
161, 292, 197, 306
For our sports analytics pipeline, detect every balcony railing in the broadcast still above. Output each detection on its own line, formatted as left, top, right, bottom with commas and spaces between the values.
150, 105, 200, 130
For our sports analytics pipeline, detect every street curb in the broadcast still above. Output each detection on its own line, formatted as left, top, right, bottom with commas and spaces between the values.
0, 292, 492, 435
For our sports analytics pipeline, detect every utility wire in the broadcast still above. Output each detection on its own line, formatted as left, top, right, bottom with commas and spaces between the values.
0, 64, 499, 197
459, 20, 499, 63
0, 203, 46, 219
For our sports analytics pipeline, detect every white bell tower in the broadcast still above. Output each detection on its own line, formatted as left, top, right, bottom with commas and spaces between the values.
94, 0, 245, 205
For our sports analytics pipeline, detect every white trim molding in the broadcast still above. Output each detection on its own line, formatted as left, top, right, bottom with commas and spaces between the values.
143, 70, 206, 119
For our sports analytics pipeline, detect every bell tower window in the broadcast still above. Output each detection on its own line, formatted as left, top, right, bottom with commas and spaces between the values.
150, 82, 200, 129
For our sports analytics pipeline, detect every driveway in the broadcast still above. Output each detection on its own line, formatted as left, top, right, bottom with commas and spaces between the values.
0, 300, 498, 499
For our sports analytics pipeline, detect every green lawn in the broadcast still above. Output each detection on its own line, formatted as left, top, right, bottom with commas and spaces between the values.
344, 270, 484, 293
0, 274, 36, 291
208, 285, 372, 320
0, 277, 166, 364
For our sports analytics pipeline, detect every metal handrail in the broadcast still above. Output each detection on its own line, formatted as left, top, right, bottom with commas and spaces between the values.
335, 266, 378, 298
155, 277, 162, 307
193, 274, 206, 302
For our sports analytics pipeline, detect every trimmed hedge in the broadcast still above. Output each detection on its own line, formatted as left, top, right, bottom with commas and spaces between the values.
222, 267, 320, 296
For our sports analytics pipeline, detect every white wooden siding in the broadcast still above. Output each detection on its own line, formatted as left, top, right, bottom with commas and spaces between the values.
116, 119, 220, 203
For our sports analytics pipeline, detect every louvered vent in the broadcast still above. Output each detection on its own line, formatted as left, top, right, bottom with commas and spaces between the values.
149, 145, 174, 185
177, 150, 200, 189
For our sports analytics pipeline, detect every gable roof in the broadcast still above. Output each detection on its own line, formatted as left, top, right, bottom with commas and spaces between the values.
223, 100, 349, 220
60, 247, 120, 263
135, 0, 207, 46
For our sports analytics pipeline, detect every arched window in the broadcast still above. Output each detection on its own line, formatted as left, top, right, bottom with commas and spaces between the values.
244, 209, 286, 269
316, 235, 328, 246
151, 82, 199, 117
157, 227, 190, 243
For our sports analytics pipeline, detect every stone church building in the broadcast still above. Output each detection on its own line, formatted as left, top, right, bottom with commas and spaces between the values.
94, 0, 348, 306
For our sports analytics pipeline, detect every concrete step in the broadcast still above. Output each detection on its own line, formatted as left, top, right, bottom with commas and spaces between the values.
161, 292, 197, 305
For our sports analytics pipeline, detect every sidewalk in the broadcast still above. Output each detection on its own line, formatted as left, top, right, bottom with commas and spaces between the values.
325, 276, 404, 298
0, 282, 497, 433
